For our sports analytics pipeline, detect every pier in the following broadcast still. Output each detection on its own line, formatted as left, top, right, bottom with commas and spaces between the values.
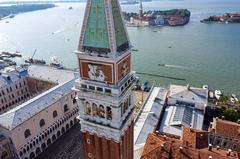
136, 72, 186, 81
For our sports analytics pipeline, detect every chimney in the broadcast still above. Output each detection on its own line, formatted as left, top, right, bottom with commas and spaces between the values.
187, 84, 190, 90
161, 144, 164, 149
237, 119, 240, 124
208, 144, 212, 151
209, 156, 212, 159
222, 116, 225, 120
227, 149, 232, 156
216, 146, 220, 150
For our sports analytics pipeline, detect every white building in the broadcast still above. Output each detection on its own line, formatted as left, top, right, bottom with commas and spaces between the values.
159, 84, 208, 136
0, 65, 79, 159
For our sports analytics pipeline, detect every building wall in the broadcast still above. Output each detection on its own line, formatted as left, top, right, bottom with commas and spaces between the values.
0, 77, 55, 115
5, 90, 78, 159
0, 77, 29, 114
26, 77, 56, 95
81, 121, 134, 159
0, 135, 17, 159
182, 128, 209, 149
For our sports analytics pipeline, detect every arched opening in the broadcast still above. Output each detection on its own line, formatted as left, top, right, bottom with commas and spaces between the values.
70, 120, 73, 126
74, 118, 77, 123
57, 131, 61, 137
52, 134, 56, 141
66, 124, 70, 130
47, 139, 51, 146
53, 110, 58, 118
99, 105, 105, 118
29, 152, 35, 159
39, 119, 45, 127
73, 97, 77, 104
64, 104, 69, 112
24, 129, 31, 138
35, 147, 41, 155
86, 102, 91, 115
61, 127, 65, 134
24, 158, 28, 159
41, 143, 46, 150
92, 103, 98, 116
107, 106, 112, 120
1, 151, 8, 159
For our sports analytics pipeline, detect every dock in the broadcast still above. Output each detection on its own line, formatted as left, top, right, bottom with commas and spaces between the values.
136, 72, 186, 81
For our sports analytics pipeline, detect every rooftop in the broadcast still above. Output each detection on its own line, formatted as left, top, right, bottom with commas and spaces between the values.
210, 118, 240, 140
0, 66, 28, 88
0, 79, 76, 130
168, 84, 208, 106
28, 64, 78, 84
134, 87, 167, 145
141, 131, 240, 159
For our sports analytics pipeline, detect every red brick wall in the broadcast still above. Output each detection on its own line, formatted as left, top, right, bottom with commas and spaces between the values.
81, 121, 134, 159
182, 128, 209, 149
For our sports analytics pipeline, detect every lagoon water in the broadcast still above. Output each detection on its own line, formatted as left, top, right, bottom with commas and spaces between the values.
0, 0, 240, 94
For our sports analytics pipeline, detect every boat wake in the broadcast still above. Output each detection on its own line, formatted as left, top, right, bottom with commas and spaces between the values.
52, 28, 65, 34
158, 64, 189, 69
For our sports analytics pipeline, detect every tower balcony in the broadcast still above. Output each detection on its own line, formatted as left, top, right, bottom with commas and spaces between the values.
74, 71, 136, 103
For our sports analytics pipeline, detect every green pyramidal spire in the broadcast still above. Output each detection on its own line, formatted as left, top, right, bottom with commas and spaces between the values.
78, 0, 130, 54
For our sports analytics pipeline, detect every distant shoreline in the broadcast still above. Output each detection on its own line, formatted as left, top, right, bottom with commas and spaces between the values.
0, 4, 56, 20
0, 0, 82, 5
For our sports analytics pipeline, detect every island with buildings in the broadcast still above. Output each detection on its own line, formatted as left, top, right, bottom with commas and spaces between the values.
0, 4, 55, 20
201, 12, 240, 23
123, 1, 190, 27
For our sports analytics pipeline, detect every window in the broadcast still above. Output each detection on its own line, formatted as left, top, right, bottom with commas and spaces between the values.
86, 102, 91, 115
98, 105, 105, 118
97, 87, 103, 92
24, 129, 31, 138
89, 85, 95, 90
105, 89, 111, 94
64, 104, 69, 112
73, 98, 77, 104
107, 107, 112, 120
92, 103, 98, 116
81, 84, 87, 89
39, 119, 45, 127
53, 110, 58, 118
1, 151, 8, 159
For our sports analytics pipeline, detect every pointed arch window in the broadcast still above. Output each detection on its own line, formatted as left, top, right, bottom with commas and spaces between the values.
39, 119, 45, 127
92, 103, 98, 116
53, 110, 58, 118
107, 106, 112, 120
86, 102, 91, 115
64, 104, 69, 112
24, 129, 31, 138
99, 105, 105, 118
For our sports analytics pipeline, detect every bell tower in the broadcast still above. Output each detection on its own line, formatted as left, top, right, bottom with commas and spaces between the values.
75, 0, 135, 158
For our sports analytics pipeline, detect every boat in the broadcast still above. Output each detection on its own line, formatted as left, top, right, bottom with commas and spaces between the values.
3, 59, 16, 66
24, 49, 46, 65
5, 21, 9, 23
68, 7, 73, 10
50, 56, 63, 68
168, 46, 172, 48
202, 85, 209, 90
1, 51, 22, 57
158, 64, 165, 67
214, 90, 222, 100
25, 58, 46, 65
132, 49, 139, 52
